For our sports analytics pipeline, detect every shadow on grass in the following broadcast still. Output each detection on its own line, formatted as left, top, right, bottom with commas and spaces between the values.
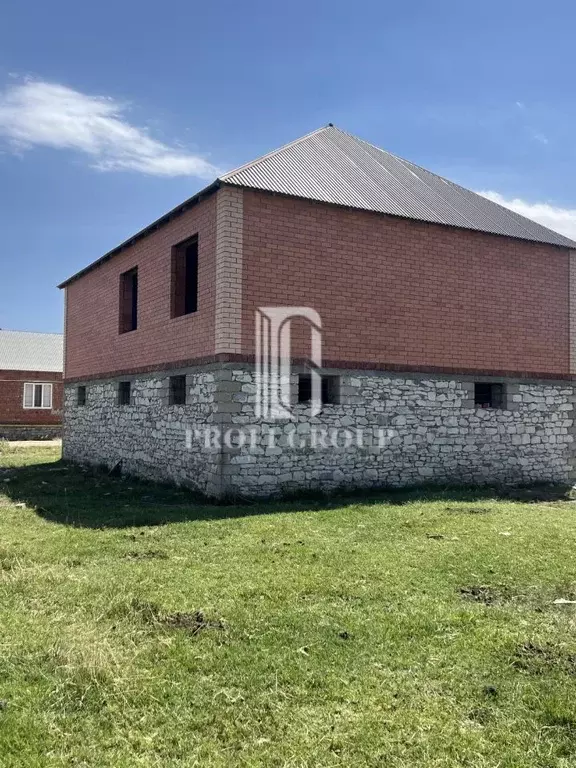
0, 458, 572, 529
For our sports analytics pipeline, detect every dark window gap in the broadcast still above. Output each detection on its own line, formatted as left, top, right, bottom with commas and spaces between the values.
171, 236, 198, 318
118, 381, 131, 405
119, 267, 138, 333
169, 375, 187, 405
474, 382, 504, 409
298, 373, 340, 405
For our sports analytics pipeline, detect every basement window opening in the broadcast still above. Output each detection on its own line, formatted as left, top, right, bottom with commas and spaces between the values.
474, 382, 504, 409
169, 375, 187, 406
118, 381, 131, 406
77, 386, 86, 406
298, 374, 340, 405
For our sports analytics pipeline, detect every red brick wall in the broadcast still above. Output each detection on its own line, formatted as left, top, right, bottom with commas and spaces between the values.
0, 370, 63, 425
241, 190, 570, 376
64, 194, 217, 380
63, 186, 572, 381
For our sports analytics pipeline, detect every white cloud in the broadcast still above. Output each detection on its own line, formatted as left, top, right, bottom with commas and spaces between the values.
530, 130, 549, 145
0, 79, 219, 178
479, 191, 576, 241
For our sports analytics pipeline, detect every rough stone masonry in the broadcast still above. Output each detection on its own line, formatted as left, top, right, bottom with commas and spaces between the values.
64, 364, 576, 498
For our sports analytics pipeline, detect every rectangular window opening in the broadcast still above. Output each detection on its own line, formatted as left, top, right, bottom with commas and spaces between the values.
297, 374, 340, 405
23, 383, 52, 409
322, 375, 340, 405
298, 373, 312, 404
77, 385, 86, 407
169, 375, 187, 406
119, 267, 138, 333
171, 236, 198, 317
118, 381, 131, 406
474, 382, 504, 409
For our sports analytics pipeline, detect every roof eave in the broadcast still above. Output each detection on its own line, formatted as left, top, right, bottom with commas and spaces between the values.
224, 183, 576, 251
58, 179, 222, 289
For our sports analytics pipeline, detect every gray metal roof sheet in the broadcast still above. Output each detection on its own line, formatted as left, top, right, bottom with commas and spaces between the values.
59, 124, 575, 289
0, 330, 63, 372
222, 125, 576, 248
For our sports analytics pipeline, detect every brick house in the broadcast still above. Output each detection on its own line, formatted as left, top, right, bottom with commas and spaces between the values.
0, 330, 63, 440
60, 125, 576, 496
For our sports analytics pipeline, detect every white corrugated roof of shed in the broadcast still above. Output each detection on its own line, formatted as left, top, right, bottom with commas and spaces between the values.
0, 330, 63, 372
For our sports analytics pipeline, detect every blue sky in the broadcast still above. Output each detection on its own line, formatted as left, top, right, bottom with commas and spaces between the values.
1, 0, 575, 333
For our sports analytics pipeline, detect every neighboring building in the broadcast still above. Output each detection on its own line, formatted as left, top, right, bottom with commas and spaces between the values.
0, 330, 64, 440
60, 125, 576, 496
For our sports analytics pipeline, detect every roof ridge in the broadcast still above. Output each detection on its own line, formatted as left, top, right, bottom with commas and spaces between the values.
220, 125, 332, 181
342, 128, 572, 245
314, 126, 517, 236
326, 126, 469, 226
394, 152, 567, 243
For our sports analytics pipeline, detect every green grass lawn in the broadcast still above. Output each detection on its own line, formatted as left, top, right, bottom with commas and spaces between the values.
1, 444, 576, 766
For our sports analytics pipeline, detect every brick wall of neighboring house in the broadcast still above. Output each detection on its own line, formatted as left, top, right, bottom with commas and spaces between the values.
241, 190, 571, 377
0, 370, 63, 425
64, 192, 217, 381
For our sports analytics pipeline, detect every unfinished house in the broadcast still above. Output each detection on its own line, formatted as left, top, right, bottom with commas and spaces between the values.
60, 125, 576, 496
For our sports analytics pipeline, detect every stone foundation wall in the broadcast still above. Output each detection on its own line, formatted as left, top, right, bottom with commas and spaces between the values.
63, 364, 576, 498
221, 368, 576, 496
63, 369, 221, 495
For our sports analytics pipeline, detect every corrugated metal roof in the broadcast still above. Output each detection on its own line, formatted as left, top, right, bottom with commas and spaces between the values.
222, 125, 576, 248
59, 124, 575, 288
0, 330, 63, 372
